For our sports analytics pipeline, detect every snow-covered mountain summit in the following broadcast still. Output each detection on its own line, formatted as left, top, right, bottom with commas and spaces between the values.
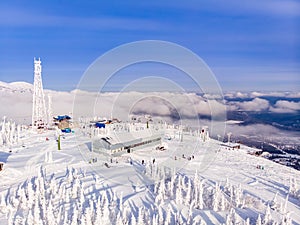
0, 81, 33, 93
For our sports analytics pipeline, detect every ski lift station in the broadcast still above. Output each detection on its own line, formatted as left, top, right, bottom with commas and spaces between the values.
92, 125, 163, 156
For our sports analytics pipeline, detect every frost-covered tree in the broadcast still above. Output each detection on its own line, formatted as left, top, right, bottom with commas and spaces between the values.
286, 212, 293, 225
18, 186, 27, 209
46, 201, 56, 225
70, 205, 79, 225
226, 208, 239, 225
94, 197, 102, 224
48, 175, 57, 197
176, 184, 183, 205
17, 124, 21, 142
213, 183, 221, 211
131, 213, 137, 225
165, 206, 174, 225
26, 210, 34, 225
71, 177, 80, 199
137, 207, 145, 225
89, 199, 95, 221
0, 133, 3, 146
270, 192, 278, 210
0, 192, 6, 212
169, 175, 175, 197
102, 201, 111, 225
220, 194, 227, 211
39, 195, 47, 221
289, 177, 297, 194
281, 212, 292, 225
263, 204, 272, 224
115, 212, 123, 225
289, 177, 300, 199
185, 178, 192, 204
152, 214, 159, 225
63, 210, 70, 225
187, 201, 194, 225
119, 191, 123, 213
225, 213, 233, 225
233, 184, 243, 208
282, 194, 289, 214
158, 179, 166, 200
197, 180, 204, 210
158, 206, 164, 225
83, 207, 93, 225
256, 214, 262, 225
155, 191, 163, 206
79, 186, 85, 205
10, 122, 16, 144
65, 167, 72, 182
177, 212, 185, 225
14, 215, 25, 225
58, 205, 66, 224
7, 208, 16, 225
198, 218, 207, 225
244, 218, 250, 225
33, 198, 41, 224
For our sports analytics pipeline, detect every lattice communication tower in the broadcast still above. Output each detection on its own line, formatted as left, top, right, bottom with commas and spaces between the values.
32, 58, 47, 129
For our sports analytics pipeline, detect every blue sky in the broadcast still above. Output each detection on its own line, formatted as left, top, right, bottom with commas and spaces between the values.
0, 0, 299, 91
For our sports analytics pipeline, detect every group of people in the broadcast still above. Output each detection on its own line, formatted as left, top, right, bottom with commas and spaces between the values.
141, 158, 156, 165
256, 165, 265, 170
110, 158, 118, 164
174, 154, 195, 161
107, 154, 197, 167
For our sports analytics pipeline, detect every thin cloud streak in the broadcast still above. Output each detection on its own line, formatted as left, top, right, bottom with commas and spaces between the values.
142, 0, 300, 17
0, 8, 165, 31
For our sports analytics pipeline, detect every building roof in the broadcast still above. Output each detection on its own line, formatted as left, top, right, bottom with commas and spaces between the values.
54, 115, 71, 121
93, 129, 163, 151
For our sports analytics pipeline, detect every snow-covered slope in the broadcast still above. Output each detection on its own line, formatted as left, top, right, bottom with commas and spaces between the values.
0, 127, 299, 225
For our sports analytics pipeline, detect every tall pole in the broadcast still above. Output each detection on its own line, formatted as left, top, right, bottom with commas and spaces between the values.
58, 135, 61, 150
48, 94, 53, 127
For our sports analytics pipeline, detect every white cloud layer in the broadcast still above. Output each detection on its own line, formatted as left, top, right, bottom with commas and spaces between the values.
229, 98, 270, 112
225, 91, 300, 99
270, 100, 300, 113
225, 123, 300, 146
0, 82, 299, 128
0, 82, 226, 124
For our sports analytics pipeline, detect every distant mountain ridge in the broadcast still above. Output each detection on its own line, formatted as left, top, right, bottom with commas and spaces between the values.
0, 81, 33, 93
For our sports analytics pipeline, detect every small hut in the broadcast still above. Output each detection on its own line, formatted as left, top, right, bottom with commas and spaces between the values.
53, 115, 72, 132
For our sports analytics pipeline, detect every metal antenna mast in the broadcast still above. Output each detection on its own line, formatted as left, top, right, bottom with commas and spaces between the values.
48, 94, 53, 127
32, 57, 47, 129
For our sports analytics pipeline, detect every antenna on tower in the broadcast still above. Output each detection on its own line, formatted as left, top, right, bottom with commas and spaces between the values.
227, 132, 232, 144
32, 58, 47, 130
48, 94, 53, 127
